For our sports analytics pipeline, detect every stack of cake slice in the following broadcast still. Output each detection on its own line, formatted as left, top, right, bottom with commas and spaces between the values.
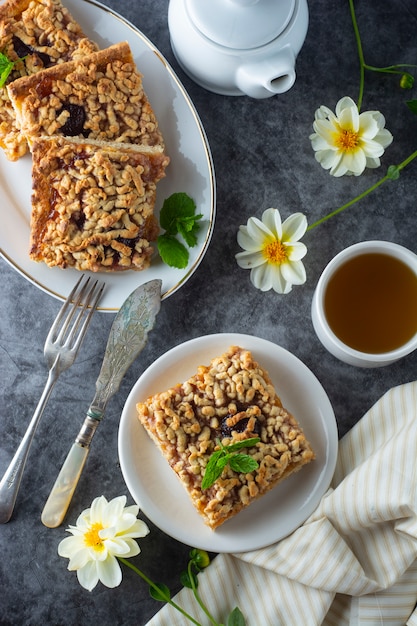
0, 0, 99, 161
1, 0, 169, 272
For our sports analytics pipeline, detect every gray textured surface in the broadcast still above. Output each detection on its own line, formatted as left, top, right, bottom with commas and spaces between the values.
1, 0, 417, 624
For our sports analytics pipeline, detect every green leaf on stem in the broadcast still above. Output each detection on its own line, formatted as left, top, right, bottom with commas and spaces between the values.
406, 99, 417, 115
387, 164, 400, 180
227, 607, 246, 626
180, 570, 195, 589
149, 582, 171, 602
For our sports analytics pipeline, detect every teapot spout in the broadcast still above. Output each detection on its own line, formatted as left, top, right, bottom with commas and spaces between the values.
235, 45, 296, 99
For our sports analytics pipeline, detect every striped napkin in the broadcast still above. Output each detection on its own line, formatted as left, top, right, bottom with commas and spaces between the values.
146, 381, 417, 626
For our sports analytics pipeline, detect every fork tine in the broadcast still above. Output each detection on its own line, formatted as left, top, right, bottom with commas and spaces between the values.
45, 275, 89, 345
53, 276, 94, 344
66, 279, 105, 352
56, 277, 96, 347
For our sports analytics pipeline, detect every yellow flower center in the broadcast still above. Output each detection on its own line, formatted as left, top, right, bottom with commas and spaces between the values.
264, 240, 287, 264
84, 523, 105, 551
335, 128, 360, 152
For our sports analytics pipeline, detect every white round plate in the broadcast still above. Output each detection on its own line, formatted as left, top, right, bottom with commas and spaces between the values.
0, 0, 215, 312
119, 333, 338, 553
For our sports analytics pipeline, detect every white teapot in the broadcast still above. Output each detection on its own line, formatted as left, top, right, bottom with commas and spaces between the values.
168, 0, 308, 99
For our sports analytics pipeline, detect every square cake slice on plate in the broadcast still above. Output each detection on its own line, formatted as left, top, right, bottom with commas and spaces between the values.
7, 41, 165, 151
30, 135, 169, 272
0, 0, 98, 160
136, 345, 315, 530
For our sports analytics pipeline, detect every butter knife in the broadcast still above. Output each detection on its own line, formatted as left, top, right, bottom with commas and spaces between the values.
41, 279, 161, 528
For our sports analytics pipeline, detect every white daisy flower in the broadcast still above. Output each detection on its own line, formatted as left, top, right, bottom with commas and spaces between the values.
310, 96, 393, 176
235, 208, 307, 294
58, 495, 149, 591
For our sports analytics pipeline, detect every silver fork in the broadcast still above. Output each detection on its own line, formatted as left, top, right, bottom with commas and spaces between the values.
0, 274, 105, 523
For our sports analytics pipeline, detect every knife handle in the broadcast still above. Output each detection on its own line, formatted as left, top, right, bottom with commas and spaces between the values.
41, 414, 101, 528
41, 443, 90, 528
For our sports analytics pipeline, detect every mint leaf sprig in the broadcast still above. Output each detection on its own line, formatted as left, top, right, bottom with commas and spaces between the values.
201, 437, 260, 490
0, 51, 26, 88
157, 192, 203, 269
0, 52, 16, 88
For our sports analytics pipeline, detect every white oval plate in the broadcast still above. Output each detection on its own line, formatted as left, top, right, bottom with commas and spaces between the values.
119, 333, 338, 553
0, 0, 215, 311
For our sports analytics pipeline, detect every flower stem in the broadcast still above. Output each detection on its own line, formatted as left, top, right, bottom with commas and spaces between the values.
348, 0, 365, 111
349, 0, 417, 107
307, 149, 417, 231
364, 63, 417, 75
187, 560, 221, 626
119, 557, 203, 626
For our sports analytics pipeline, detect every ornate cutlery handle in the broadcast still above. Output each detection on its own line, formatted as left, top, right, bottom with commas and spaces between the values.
0, 371, 57, 523
41, 414, 100, 528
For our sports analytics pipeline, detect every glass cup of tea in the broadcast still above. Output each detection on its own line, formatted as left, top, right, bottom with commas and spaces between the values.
311, 240, 417, 367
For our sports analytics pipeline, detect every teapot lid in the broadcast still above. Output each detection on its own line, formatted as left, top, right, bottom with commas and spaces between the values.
185, 0, 296, 50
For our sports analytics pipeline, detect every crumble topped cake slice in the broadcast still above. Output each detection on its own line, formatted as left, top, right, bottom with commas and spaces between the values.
136, 345, 315, 530
0, 0, 98, 160
7, 41, 165, 151
30, 135, 169, 272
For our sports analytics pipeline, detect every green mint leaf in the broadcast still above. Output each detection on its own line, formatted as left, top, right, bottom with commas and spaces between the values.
179, 214, 203, 233
178, 215, 203, 248
157, 233, 189, 268
406, 99, 417, 115
225, 437, 260, 453
157, 192, 202, 267
217, 455, 232, 470
227, 607, 246, 626
159, 192, 197, 232
228, 454, 259, 474
149, 582, 171, 602
201, 449, 226, 490
0, 52, 15, 88
201, 438, 260, 489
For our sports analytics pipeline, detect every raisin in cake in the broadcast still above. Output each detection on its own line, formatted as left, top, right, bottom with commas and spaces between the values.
7, 41, 164, 151
0, 0, 98, 160
30, 135, 169, 272
136, 346, 315, 530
